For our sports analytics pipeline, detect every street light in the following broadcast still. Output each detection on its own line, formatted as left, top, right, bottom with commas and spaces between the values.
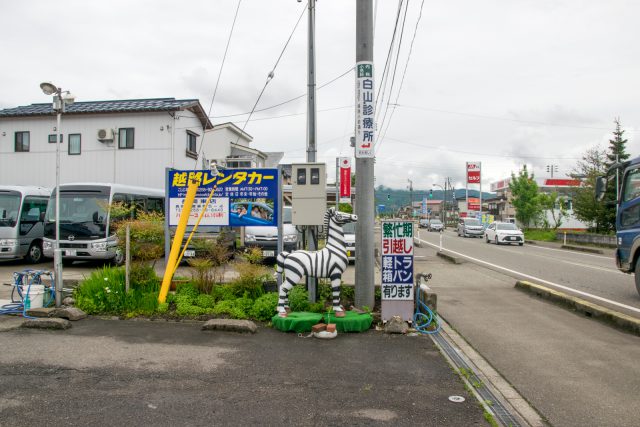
40, 82, 75, 307
432, 183, 445, 224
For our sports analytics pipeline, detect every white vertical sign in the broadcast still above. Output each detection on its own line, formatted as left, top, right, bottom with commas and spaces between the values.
355, 61, 375, 158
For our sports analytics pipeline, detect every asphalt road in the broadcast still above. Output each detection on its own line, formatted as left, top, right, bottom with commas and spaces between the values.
415, 228, 640, 318
0, 318, 487, 427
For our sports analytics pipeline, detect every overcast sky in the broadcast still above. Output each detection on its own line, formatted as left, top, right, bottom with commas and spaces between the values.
2, 0, 639, 192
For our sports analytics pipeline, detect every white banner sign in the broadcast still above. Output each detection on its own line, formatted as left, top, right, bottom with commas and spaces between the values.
355, 61, 375, 158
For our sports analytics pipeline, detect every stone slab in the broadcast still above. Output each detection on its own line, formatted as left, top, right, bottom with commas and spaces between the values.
22, 318, 71, 330
202, 319, 257, 334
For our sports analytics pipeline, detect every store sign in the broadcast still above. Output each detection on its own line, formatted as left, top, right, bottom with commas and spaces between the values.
468, 197, 480, 211
381, 221, 414, 301
467, 162, 481, 184
167, 169, 279, 227
339, 157, 351, 203
355, 61, 375, 158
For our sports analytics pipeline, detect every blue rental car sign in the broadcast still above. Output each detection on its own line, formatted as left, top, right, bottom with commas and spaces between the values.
167, 169, 279, 227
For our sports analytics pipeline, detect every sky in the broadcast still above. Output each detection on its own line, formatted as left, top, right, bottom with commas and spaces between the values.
2, 0, 639, 193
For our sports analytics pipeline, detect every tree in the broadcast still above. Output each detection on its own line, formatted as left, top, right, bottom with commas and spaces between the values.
601, 118, 630, 231
509, 166, 541, 228
570, 145, 609, 232
538, 191, 566, 229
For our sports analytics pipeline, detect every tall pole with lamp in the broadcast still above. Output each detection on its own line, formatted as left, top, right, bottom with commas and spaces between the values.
40, 82, 74, 307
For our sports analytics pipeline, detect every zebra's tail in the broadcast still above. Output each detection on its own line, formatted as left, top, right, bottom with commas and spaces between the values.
275, 251, 290, 274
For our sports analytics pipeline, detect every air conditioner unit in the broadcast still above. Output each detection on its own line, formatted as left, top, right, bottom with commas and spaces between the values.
97, 128, 114, 141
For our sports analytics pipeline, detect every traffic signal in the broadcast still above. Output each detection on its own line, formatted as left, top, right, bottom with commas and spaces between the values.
429, 189, 433, 198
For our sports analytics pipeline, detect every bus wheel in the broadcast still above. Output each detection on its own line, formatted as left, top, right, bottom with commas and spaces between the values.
25, 241, 43, 264
635, 257, 640, 297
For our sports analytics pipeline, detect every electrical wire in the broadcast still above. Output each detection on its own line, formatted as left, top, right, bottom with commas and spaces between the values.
376, 0, 425, 155
195, 0, 243, 167
234, 2, 307, 145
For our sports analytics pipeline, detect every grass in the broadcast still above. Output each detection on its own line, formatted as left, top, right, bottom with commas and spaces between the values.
524, 229, 557, 242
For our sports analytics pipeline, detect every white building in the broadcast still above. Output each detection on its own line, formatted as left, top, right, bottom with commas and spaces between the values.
0, 98, 278, 189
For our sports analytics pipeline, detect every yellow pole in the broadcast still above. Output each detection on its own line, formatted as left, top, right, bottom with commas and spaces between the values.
158, 177, 199, 303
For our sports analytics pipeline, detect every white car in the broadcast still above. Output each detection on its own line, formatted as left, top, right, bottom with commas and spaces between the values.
484, 222, 524, 246
343, 222, 356, 263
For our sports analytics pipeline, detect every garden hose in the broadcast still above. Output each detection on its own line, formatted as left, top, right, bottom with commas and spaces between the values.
413, 283, 441, 335
0, 269, 55, 318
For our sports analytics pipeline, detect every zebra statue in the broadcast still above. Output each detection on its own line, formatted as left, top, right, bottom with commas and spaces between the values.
275, 207, 357, 318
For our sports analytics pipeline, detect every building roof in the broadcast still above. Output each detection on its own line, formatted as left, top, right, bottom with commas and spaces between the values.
0, 98, 213, 129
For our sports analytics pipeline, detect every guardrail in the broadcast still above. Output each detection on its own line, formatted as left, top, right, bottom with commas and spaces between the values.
556, 232, 616, 248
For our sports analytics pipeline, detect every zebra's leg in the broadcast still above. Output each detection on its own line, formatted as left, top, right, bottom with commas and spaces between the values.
277, 266, 302, 317
330, 274, 345, 317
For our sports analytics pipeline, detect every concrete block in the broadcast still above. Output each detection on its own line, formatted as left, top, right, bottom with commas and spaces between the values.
22, 318, 71, 330
51, 307, 87, 321
25, 307, 56, 318
202, 319, 257, 334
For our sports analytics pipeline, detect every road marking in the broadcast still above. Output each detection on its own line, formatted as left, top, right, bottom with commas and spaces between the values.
527, 244, 612, 260
416, 237, 640, 315
562, 260, 625, 274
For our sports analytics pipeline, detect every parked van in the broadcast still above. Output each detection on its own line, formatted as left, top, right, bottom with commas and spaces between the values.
244, 206, 299, 259
0, 186, 51, 263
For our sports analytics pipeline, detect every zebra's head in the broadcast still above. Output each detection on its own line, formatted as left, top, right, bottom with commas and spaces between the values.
326, 207, 357, 227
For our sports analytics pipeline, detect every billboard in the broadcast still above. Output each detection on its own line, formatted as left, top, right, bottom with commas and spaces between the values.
339, 157, 351, 203
381, 221, 414, 301
468, 197, 480, 211
167, 169, 279, 227
467, 162, 481, 184
355, 61, 375, 158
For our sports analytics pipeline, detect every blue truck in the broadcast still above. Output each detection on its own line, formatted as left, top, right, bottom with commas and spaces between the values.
597, 157, 640, 296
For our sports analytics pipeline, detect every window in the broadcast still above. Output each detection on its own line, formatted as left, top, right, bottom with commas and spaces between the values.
68, 134, 81, 155
310, 168, 320, 185
48, 134, 63, 144
186, 131, 198, 158
119, 128, 134, 149
15, 131, 29, 152
623, 168, 640, 203
297, 168, 306, 185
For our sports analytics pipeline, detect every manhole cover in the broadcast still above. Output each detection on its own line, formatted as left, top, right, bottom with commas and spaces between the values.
448, 395, 465, 403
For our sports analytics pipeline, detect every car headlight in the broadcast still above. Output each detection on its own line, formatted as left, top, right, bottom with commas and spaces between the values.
43, 241, 53, 250
245, 234, 256, 242
283, 234, 297, 243
0, 239, 18, 247
91, 242, 108, 251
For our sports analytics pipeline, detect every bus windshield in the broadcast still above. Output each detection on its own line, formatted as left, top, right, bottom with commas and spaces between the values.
0, 192, 21, 227
46, 193, 109, 224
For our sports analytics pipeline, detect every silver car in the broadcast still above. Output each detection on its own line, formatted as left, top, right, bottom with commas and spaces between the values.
457, 217, 484, 238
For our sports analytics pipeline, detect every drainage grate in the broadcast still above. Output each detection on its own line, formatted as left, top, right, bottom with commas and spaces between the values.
430, 319, 523, 427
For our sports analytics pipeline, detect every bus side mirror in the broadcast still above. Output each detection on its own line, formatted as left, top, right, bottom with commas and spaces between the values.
595, 176, 607, 202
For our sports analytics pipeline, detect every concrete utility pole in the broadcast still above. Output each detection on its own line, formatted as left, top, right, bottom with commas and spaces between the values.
355, 0, 375, 309
306, 0, 318, 300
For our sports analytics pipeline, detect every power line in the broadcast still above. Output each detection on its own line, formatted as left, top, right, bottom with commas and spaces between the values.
234, 2, 307, 145
210, 66, 353, 119
195, 0, 242, 166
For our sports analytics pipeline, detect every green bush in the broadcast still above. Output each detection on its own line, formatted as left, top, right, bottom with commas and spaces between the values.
114, 211, 165, 263
250, 293, 279, 321
211, 284, 237, 302
309, 302, 325, 313
157, 302, 169, 313
524, 229, 557, 242
289, 285, 310, 312
196, 294, 216, 309
176, 304, 206, 317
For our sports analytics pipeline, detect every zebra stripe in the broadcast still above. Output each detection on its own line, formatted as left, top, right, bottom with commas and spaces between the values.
276, 208, 357, 314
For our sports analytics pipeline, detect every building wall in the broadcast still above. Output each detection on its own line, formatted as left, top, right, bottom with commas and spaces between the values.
0, 110, 206, 189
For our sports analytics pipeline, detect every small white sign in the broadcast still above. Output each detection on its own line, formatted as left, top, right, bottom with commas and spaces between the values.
169, 197, 228, 227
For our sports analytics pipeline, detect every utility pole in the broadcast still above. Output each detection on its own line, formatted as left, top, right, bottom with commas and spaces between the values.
305, 0, 318, 300
407, 179, 413, 218
355, 0, 375, 309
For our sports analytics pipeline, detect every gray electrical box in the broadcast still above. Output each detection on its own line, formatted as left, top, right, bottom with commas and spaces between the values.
292, 163, 326, 225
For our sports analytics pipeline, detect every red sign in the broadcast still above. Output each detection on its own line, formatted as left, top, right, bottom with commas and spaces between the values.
468, 197, 480, 211
339, 157, 351, 203
543, 179, 580, 187
467, 162, 481, 184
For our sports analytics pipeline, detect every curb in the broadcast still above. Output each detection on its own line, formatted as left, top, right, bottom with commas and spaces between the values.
560, 244, 604, 254
515, 281, 640, 336
436, 251, 464, 264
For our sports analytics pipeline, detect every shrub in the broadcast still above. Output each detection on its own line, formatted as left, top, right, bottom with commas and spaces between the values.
114, 211, 165, 264
250, 293, 279, 321
157, 303, 169, 314
288, 285, 310, 312
176, 304, 206, 317
187, 258, 216, 294
196, 294, 216, 309
211, 284, 237, 302
231, 259, 271, 299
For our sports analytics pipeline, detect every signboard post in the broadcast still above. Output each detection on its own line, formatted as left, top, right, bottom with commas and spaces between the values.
466, 162, 481, 214
339, 157, 352, 203
381, 220, 414, 322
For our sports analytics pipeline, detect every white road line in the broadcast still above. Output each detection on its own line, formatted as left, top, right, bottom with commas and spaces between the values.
562, 260, 625, 275
526, 244, 612, 260
416, 237, 640, 315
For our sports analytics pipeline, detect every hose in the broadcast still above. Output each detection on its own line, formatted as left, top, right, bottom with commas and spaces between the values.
413, 283, 441, 335
0, 269, 55, 318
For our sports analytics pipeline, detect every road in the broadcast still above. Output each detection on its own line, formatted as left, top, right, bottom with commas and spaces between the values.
415, 228, 640, 319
